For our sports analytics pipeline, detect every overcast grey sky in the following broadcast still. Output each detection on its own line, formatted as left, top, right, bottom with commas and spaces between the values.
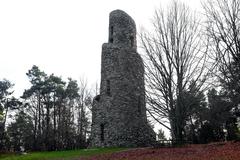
0, 0, 204, 137
0, 0, 202, 97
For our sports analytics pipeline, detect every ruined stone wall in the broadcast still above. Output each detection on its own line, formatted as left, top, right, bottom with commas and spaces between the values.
91, 10, 156, 147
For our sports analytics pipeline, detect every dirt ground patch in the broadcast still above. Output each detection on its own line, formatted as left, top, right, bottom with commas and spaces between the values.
79, 141, 240, 160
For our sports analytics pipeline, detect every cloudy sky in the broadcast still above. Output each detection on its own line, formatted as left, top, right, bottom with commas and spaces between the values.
0, 0, 204, 136
0, 0, 202, 97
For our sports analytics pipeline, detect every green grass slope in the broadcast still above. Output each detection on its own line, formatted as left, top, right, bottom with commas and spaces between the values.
0, 148, 126, 160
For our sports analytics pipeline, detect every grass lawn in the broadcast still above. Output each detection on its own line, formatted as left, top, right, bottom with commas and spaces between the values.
2, 141, 240, 160
0, 148, 127, 160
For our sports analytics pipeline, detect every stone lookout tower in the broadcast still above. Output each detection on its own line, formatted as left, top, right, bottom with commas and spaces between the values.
91, 10, 155, 147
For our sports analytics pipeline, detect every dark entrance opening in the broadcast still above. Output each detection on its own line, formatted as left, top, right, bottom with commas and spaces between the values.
100, 124, 104, 142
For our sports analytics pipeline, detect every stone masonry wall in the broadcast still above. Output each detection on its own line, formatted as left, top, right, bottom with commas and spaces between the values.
91, 10, 156, 147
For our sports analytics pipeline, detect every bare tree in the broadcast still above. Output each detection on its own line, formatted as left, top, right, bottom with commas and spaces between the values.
203, 0, 240, 97
140, 0, 209, 141
203, 0, 240, 139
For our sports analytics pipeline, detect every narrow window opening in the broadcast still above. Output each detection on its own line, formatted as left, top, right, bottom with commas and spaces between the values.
109, 26, 113, 43
106, 80, 110, 96
100, 124, 104, 142
138, 96, 141, 115
110, 38, 113, 43
130, 36, 134, 47
110, 26, 113, 36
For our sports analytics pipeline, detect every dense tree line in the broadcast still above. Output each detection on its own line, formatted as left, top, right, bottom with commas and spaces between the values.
0, 65, 94, 151
141, 0, 240, 144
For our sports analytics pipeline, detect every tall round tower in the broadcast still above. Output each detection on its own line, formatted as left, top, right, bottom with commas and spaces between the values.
91, 10, 155, 147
